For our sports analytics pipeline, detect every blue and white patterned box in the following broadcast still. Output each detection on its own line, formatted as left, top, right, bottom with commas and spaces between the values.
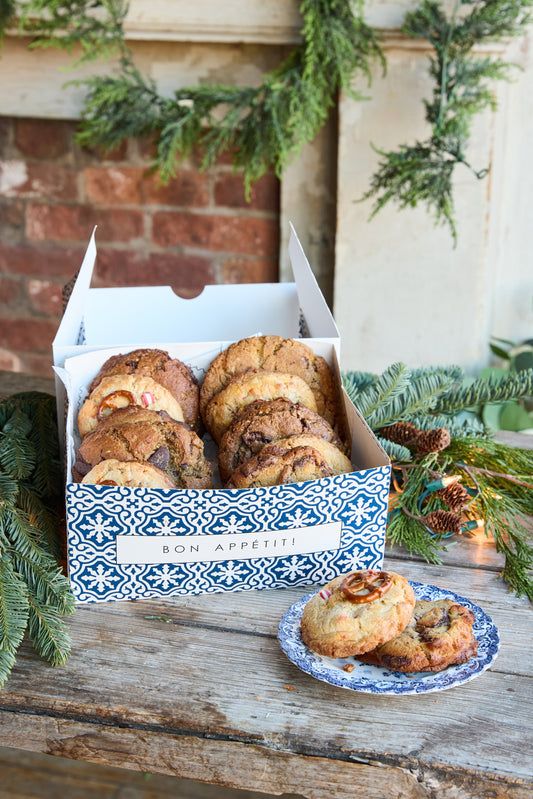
54, 226, 391, 603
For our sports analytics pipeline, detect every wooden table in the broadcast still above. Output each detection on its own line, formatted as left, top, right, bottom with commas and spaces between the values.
1, 372, 532, 799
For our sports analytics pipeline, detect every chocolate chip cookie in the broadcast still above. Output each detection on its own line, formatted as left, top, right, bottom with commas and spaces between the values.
226, 444, 334, 489
357, 598, 478, 672
300, 570, 416, 658
73, 406, 213, 488
218, 397, 347, 483
225, 434, 352, 488
81, 459, 176, 489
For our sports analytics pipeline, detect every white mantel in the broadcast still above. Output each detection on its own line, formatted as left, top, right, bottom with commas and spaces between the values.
1, 1, 531, 373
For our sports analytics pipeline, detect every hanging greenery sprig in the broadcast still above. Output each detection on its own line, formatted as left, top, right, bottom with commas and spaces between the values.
0, 391, 75, 688
360, 0, 533, 242
344, 363, 533, 598
7, 0, 385, 195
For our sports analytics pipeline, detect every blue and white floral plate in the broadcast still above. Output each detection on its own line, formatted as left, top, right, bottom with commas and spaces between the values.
277, 581, 500, 695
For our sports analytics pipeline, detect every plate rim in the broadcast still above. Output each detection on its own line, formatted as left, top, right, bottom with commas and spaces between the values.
277, 580, 500, 695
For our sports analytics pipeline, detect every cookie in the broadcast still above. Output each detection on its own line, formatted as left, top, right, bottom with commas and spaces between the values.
78, 374, 184, 437
218, 398, 347, 483
73, 406, 213, 489
88, 348, 200, 431
199, 335, 344, 435
81, 459, 176, 489
225, 434, 352, 488
226, 444, 334, 489
300, 570, 416, 658
204, 371, 318, 443
357, 599, 479, 672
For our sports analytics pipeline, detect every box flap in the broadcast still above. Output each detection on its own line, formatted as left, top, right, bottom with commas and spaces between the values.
288, 223, 339, 340
82, 283, 300, 345
53, 224, 339, 358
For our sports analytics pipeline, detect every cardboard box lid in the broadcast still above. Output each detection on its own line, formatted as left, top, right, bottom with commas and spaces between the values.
53, 224, 339, 366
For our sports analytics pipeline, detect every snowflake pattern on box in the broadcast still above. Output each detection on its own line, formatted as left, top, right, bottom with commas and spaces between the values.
66, 465, 391, 602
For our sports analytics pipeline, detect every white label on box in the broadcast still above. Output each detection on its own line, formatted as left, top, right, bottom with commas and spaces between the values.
116, 522, 342, 565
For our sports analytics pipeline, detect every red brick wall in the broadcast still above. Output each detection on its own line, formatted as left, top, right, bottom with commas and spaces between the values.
0, 117, 280, 378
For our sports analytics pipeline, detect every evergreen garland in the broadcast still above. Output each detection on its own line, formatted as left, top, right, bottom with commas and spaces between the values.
7, 0, 384, 196
360, 0, 533, 242
344, 364, 533, 598
0, 392, 75, 688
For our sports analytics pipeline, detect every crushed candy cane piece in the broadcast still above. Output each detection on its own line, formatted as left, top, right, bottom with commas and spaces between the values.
141, 391, 154, 406
319, 589, 332, 600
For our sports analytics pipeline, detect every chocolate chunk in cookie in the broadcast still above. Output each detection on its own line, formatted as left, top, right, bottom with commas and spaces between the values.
73, 406, 212, 488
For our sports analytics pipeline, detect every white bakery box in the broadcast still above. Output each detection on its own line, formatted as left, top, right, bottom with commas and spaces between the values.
53, 224, 391, 603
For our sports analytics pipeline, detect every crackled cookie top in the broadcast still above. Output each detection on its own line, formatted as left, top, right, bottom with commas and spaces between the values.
88, 348, 200, 432
218, 397, 347, 483
300, 570, 416, 658
199, 335, 343, 435
357, 599, 479, 672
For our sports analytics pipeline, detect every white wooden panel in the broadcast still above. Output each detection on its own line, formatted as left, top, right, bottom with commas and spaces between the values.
333, 42, 519, 374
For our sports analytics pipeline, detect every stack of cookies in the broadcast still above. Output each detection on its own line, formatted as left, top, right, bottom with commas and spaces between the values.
74, 348, 213, 489
301, 569, 479, 673
198, 335, 353, 488
73, 335, 353, 491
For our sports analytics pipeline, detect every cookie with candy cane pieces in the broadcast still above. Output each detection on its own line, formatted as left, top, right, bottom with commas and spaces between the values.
88, 348, 200, 432
300, 570, 416, 658
77, 374, 184, 437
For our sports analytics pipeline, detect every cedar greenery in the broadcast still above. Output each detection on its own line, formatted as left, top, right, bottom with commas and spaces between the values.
360, 0, 533, 242
7, 0, 385, 196
0, 392, 75, 688
344, 365, 533, 599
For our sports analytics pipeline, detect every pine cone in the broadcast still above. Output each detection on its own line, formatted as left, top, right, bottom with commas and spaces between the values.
378, 421, 419, 446
415, 427, 451, 456
423, 510, 463, 535
437, 482, 471, 512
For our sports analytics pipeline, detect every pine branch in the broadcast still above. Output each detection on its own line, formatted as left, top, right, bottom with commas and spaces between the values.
11, 0, 385, 194
362, 0, 533, 241
435, 369, 533, 413
0, 392, 74, 686
0, 554, 29, 685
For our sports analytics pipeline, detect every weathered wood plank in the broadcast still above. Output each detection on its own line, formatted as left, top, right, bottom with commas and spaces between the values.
2, 709, 533, 799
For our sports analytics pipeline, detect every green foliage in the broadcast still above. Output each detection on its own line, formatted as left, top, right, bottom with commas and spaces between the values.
361, 0, 533, 242
8, 0, 384, 196
344, 362, 533, 598
0, 392, 75, 688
